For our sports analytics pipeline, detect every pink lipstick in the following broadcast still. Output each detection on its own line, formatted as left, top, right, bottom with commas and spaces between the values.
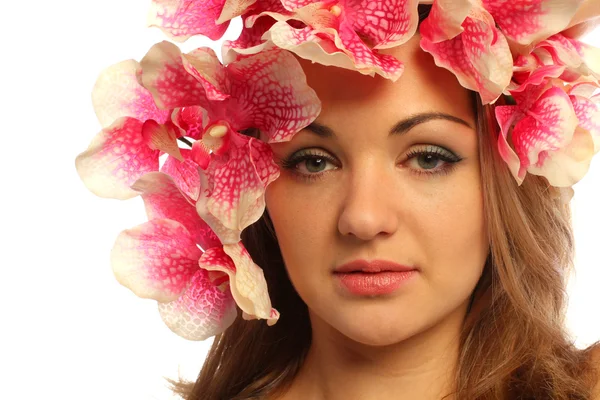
333, 259, 418, 296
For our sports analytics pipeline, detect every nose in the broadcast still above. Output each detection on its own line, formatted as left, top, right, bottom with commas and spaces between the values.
337, 164, 400, 241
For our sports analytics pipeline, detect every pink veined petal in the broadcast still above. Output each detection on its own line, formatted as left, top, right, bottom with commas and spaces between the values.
142, 120, 184, 161
222, 15, 277, 65
280, 0, 322, 9
419, 0, 471, 42
495, 105, 524, 183
510, 86, 579, 182
537, 34, 600, 79
265, 22, 404, 81
111, 219, 202, 302
158, 268, 238, 340
181, 47, 231, 101
75, 117, 159, 200
225, 47, 322, 143
173, 106, 208, 140
420, 9, 513, 104
570, 93, 600, 153
351, 0, 420, 49
222, 243, 279, 325
196, 131, 278, 244
131, 172, 221, 250
526, 126, 595, 186
217, 0, 258, 24
482, 0, 583, 46
161, 149, 202, 201
249, 137, 281, 186
196, 169, 243, 244
510, 65, 566, 93
264, 22, 360, 72
563, 0, 600, 39
147, 0, 230, 42
139, 41, 211, 110
334, 24, 406, 81
199, 244, 279, 325
92, 59, 170, 127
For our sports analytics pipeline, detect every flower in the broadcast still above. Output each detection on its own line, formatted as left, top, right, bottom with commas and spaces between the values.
110, 171, 279, 340
75, 60, 192, 200
419, 0, 587, 104
495, 78, 596, 186
147, 0, 257, 42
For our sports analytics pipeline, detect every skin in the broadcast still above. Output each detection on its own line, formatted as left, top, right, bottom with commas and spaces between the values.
263, 34, 490, 400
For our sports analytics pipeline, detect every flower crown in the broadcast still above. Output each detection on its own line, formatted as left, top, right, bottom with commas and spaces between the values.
75, 0, 600, 340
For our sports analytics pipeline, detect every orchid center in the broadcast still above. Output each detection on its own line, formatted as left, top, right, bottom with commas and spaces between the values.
206, 123, 228, 138
329, 4, 342, 17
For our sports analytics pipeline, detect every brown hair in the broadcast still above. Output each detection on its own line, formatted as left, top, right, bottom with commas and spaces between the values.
171, 6, 600, 399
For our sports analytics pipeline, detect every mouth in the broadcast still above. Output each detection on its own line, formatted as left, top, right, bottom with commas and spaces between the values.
333, 259, 418, 274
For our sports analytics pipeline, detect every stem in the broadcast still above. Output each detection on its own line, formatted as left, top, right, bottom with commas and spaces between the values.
178, 137, 193, 147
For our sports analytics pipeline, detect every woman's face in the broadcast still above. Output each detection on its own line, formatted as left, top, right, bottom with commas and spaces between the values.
264, 35, 489, 346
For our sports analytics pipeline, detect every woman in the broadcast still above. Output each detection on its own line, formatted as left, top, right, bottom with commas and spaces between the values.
76, 1, 600, 399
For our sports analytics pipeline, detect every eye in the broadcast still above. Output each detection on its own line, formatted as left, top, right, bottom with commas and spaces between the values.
404, 145, 463, 177
279, 149, 338, 182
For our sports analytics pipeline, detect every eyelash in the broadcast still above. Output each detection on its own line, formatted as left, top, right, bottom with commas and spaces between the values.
280, 146, 463, 183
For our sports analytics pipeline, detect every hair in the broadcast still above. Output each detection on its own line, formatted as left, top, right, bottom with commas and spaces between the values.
170, 5, 600, 399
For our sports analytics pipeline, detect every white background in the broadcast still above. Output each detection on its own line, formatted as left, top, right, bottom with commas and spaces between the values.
1, 1, 598, 399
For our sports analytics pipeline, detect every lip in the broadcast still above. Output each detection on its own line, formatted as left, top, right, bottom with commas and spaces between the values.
333, 259, 418, 274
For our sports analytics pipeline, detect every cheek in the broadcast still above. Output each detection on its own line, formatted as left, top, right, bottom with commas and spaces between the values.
416, 177, 488, 292
265, 179, 338, 281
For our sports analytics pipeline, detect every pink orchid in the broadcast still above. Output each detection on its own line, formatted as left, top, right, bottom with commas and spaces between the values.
494, 79, 595, 187
75, 59, 197, 200
139, 41, 321, 143
111, 172, 279, 339
193, 122, 280, 245
147, 0, 257, 42
225, 0, 421, 81
420, 2, 512, 104
568, 82, 600, 154
137, 41, 319, 243
419, 0, 586, 104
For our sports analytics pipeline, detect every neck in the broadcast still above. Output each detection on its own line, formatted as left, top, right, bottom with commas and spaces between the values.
284, 302, 468, 400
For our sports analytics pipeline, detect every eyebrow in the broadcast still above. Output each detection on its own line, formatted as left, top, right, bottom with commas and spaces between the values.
303, 112, 473, 138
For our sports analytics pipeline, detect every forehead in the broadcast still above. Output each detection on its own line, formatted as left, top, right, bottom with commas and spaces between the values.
295, 34, 475, 129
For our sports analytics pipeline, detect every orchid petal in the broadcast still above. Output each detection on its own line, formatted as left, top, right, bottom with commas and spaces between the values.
511, 86, 579, 182
139, 41, 211, 110
75, 117, 159, 200
222, 15, 277, 65
225, 47, 322, 143
527, 126, 595, 186
495, 105, 524, 182
195, 131, 279, 244
158, 268, 237, 340
265, 22, 404, 81
181, 47, 231, 101
200, 244, 279, 325
483, 0, 582, 46
92, 60, 170, 127
420, 9, 513, 104
148, 0, 231, 42
352, 0, 420, 49
142, 120, 184, 161
172, 106, 207, 140
570, 92, 600, 153
161, 149, 202, 201
419, 0, 471, 42
217, 0, 258, 24
131, 172, 221, 250
111, 219, 202, 302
